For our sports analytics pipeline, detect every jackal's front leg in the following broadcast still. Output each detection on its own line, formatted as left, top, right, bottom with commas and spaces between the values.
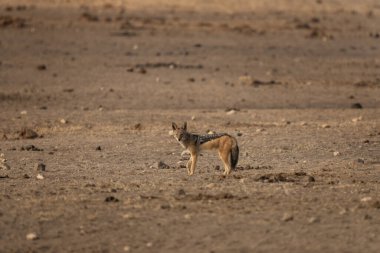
186, 158, 192, 175
189, 153, 198, 175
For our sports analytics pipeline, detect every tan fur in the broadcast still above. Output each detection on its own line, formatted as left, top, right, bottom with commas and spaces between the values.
172, 122, 239, 176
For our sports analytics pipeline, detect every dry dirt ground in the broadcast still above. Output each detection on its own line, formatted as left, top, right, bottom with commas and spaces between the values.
1, 0, 380, 252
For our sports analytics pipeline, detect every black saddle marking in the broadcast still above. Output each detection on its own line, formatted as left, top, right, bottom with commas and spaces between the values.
197, 133, 228, 145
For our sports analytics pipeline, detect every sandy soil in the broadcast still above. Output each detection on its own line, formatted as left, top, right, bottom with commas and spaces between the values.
1, 0, 380, 252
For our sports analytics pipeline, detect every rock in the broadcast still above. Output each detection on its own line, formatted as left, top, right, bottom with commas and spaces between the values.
226, 109, 237, 115
60, 119, 67, 124
282, 213, 294, 222
36, 174, 44, 180
300, 121, 308, 126
20, 128, 39, 139
35, 163, 46, 172
177, 189, 186, 196
123, 246, 130, 252
333, 151, 341, 157
156, 161, 170, 169
21, 145, 43, 151
81, 12, 99, 22
308, 217, 320, 224
105, 196, 119, 202
0, 162, 10, 170
321, 124, 330, 129
184, 213, 192, 219
237, 132, 243, 136
0, 153, 7, 163
360, 196, 372, 202
95, 146, 102, 151
138, 67, 147, 74
357, 158, 365, 164
351, 103, 363, 109
206, 183, 216, 189
146, 242, 153, 248
352, 116, 362, 122
238, 75, 253, 86
134, 123, 142, 130
26, 232, 38, 240
20, 110, 27, 115
160, 204, 171, 209
37, 64, 47, 71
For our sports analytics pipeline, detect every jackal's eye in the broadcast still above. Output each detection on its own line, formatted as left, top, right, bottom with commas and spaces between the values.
178, 133, 183, 140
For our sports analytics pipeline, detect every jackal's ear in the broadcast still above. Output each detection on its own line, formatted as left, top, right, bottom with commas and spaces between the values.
172, 122, 178, 130
183, 122, 187, 130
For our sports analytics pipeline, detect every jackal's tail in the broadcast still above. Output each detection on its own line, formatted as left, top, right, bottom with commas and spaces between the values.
230, 142, 239, 170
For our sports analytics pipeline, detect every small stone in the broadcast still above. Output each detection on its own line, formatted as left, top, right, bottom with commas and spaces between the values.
351, 103, 363, 109
0, 163, 10, 170
339, 209, 347, 215
123, 246, 130, 252
357, 158, 365, 164
206, 183, 216, 189
138, 68, 147, 74
321, 124, 331, 129
20, 110, 27, 115
177, 189, 186, 196
37, 64, 47, 70
60, 119, 67, 124
160, 204, 171, 209
22, 145, 43, 151
95, 146, 102, 151
146, 242, 153, 248
184, 213, 191, 219
333, 151, 341, 157
352, 116, 362, 122
20, 128, 39, 139
237, 132, 243, 136
134, 123, 142, 130
308, 217, 320, 224
23, 174, 30, 179
361, 196, 372, 202
191, 115, 196, 121
26, 232, 38, 240
226, 109, 236, 115
282, 213, 293, 222
155, 161, 170, 169
105, 196, 119, 202
238, 75, 253, 86
36, 163, 46, 172
300, 121, 308, 126
36, 174, 44, 180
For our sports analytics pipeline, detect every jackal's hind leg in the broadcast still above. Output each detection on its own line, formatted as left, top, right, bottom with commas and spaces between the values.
219, 150, 231, 175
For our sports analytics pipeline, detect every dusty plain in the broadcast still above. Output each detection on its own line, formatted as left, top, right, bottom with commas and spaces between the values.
0, 0, 380, 252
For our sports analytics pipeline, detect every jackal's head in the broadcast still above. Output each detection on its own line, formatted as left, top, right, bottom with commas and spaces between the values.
171, 122, 188, 148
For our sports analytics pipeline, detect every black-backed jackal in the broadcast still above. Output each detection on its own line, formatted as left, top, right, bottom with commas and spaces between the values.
171, 122, 239, 176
